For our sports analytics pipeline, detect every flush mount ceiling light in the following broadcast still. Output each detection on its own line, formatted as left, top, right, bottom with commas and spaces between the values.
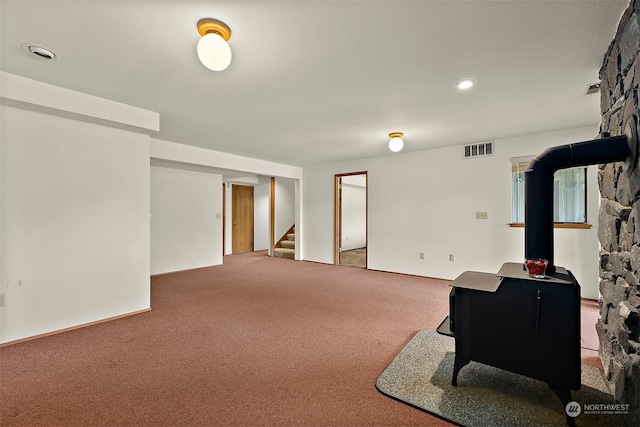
388, 132, 404, 152
454, 78, 477, 90
196, 19, 232, 71
21, 43, 59, 60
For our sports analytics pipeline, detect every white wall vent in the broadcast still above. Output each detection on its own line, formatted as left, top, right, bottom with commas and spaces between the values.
463, 141, 494, 158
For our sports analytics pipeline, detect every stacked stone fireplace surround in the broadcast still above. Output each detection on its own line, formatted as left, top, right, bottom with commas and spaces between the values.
598, 1, 640, 425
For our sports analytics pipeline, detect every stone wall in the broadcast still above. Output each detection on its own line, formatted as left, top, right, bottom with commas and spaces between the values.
598, 1, 640, 425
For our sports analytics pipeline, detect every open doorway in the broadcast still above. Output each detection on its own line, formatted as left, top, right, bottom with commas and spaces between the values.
224, 176, 297, 258
334, 172, 367, 268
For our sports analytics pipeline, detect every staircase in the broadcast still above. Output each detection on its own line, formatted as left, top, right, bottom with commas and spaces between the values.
274, 226, 295, 260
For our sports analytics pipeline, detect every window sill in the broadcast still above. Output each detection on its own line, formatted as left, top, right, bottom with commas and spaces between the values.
509, 223, 592, 229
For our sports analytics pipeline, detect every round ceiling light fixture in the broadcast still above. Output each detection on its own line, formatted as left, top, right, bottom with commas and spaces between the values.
388, 132, 404, 152
196, 19, 232, 71
21, 43, 59, 60
454, 78, 477, 90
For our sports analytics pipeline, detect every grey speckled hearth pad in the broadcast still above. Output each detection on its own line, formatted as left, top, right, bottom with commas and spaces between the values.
376, 329, 626, 427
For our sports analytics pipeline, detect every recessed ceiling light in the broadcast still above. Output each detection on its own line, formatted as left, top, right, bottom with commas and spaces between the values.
454, 78, 477, 90
21, 43, 59, 60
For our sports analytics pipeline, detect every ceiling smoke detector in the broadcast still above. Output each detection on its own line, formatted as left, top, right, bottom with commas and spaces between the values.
22, 44, 59, 60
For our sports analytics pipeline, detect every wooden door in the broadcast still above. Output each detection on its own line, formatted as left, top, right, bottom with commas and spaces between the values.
232, 185, 254, 253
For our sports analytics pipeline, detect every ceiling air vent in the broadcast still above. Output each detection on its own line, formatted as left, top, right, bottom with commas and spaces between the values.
586, 82, 601, 95
463, 141, 494, 159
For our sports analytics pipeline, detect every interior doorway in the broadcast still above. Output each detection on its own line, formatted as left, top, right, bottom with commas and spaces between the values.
334, 172, 367, 268
232, 184, 254, 254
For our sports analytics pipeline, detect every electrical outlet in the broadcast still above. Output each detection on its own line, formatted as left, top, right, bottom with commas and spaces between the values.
476, 211, 488, 219
0, 293, 6, 307
449, 254, 455, 262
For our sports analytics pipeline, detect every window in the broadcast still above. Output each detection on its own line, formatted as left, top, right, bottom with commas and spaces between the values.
511, 157, 587, 224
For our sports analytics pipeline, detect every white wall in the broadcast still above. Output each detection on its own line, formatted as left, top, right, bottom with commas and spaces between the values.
224, 184, 232, 255
150, 138, 302, 181
254, 180, 270, 251
0, 74, 306, 342
302, 126, 602, 298
1, 71, 159, 133
150, 166, 223, 275
1, 105, 151, 343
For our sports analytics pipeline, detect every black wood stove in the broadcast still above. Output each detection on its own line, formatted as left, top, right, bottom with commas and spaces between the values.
436, 263, 581, 418
437, 122, 638, 426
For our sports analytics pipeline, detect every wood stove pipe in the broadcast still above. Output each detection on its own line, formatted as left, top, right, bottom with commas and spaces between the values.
524, 117, 638, 274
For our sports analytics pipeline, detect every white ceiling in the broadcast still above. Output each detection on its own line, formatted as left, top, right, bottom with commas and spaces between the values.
0, 1, 628, 167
